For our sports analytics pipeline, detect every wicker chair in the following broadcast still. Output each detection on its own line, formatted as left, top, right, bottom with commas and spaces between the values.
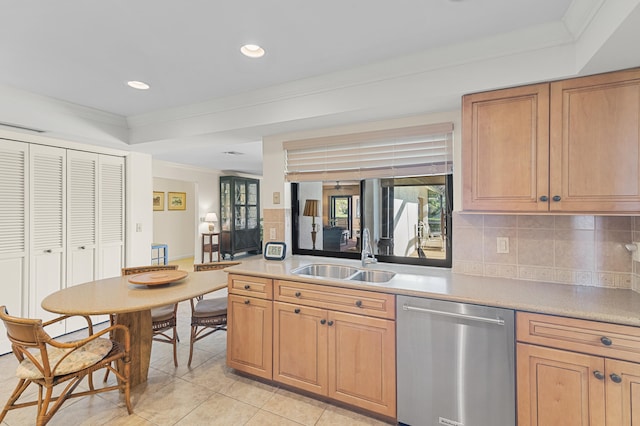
0, 306, 132, 426
188, 261, 239, 366
121, 265, 181, 367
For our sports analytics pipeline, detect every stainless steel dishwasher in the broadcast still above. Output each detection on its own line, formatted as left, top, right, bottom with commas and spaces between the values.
396, 295, 515, 426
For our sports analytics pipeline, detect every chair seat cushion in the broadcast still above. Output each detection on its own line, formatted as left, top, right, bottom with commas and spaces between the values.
16, 338, 113, 379
193, 297, 227, 318
151, 304, 175, 321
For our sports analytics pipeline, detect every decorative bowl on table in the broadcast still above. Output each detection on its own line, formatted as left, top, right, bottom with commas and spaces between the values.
128, 270, 189, 286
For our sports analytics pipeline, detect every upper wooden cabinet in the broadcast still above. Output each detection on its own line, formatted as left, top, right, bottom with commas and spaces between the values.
463, 67, 640, 213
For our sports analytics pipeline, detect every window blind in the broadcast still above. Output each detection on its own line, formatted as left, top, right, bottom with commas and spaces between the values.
283, 122, 453, 182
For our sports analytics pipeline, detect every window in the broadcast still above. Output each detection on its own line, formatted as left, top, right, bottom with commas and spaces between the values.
286, 122, 453, 268
292, 175, 452, 267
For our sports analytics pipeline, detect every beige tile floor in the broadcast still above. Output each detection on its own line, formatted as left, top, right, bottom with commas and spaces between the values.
0, 258, 393, 425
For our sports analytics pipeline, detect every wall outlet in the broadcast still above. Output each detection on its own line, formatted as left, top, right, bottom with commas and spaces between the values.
270, 228, 277, 240
136, 223, 142, 232
497, 237, 509, 254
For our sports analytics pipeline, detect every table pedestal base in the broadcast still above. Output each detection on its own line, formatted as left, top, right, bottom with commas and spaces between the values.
114, 310, 152, 387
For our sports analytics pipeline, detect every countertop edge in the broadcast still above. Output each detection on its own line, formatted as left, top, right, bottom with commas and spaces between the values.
225, 256, 640, 327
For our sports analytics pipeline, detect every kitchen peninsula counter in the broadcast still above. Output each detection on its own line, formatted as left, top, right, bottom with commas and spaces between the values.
225, 255, 640, 327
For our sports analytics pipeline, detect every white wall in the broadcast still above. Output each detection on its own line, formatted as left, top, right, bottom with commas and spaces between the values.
125, 152, 154, 267
151, 160, 261, 263
152, 178, 196, 261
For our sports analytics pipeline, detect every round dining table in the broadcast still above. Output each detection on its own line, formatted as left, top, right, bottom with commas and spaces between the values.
41, 269, 228, 387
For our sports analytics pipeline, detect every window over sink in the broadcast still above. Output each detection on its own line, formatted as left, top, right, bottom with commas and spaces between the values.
291, 175, 452, 268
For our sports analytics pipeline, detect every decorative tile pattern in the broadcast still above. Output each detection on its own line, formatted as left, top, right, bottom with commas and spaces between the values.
454, 213, 640, 292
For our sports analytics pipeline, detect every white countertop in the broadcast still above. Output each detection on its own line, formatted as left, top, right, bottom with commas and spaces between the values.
225, 255, 640, 327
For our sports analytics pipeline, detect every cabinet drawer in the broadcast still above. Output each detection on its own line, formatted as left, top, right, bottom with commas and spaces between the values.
228, 274, 273, 299
274, 280, 395, 320
517, 312, 640, 363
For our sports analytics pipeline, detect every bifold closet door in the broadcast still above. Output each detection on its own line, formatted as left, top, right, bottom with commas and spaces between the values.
29, 144, 66, 337
0, 140, 29, 353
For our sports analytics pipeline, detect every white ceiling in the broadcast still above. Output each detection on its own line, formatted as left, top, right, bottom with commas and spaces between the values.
1, 0, 639, 175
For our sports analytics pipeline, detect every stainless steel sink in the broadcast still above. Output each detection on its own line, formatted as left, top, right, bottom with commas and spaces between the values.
291, 264, 360, 279
292, 264, 396, 283
349, 270, 396, 283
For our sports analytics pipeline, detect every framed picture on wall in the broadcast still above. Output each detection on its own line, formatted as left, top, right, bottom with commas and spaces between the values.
153, 191, 164, 211
168, 192, 186, 210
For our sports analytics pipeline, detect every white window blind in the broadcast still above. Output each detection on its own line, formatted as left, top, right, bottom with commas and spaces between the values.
283, 122, 453, 182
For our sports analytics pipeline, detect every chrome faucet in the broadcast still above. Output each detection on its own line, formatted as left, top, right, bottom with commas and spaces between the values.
361, 228, 378, 267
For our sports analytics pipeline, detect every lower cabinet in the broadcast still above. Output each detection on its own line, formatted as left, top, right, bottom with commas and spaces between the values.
226, 274, 273, 379
517, 312, 640, 425
273, 301, 396, 417
227, 294, 272, 379
226, 273, 396, 419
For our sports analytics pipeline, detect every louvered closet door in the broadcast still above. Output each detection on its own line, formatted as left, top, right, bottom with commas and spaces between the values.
29, 145, 66, 337
98, 155, 124, 279
0, 140, 29, 354
66, 150, 99, 332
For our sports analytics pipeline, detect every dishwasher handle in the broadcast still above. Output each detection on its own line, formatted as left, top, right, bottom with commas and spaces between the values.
402, 304, 505, 326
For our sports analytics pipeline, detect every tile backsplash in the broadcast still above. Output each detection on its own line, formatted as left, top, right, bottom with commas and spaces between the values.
452, 213, 640, 291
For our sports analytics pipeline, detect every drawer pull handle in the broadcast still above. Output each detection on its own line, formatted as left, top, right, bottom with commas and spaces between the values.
244, 284, 251, 290
44, 249, 53, 253
355, 300, 362, 308
610, 373, 622, 384
294, 308, 300, 314
295, 291, 301, 297
600, 336, 613, 346
539, 195, 548, 202
593, 370, 605, 380
320, 319, 326, 325
328, 320, 334, 326
244, 299, 250, 305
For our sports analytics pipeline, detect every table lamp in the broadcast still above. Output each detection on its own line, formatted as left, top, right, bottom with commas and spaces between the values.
205, 212, 218, 232
302, 199, 319, 250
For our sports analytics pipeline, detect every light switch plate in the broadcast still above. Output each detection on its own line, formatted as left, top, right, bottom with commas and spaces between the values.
497, 237, 509, 254
273, 192, 281, 204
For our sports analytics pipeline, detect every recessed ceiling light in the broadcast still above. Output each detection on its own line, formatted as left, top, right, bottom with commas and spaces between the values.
127, 80, 150, 90
240, 44, 265, 58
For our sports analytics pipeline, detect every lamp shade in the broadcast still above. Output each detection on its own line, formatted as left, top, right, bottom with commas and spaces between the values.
205, 212, 218, 223
303, 199, 319, 217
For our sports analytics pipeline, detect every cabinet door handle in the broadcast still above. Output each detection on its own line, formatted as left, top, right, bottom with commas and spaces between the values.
600, 336, 613, 346
44, 249, 52, 253
552, 195, 561, 202
244, 284, 251, 290
328, 320, 334, 326
294, 308, 300, 314
79, 246, 86, 250
355, 300, 363, 308
593, 370, 605, 380
539, 195, 549, 202
610, 373, 622, 384
295, 291, 301, 298
244, 299, 250, 305
320, 319, 326, 325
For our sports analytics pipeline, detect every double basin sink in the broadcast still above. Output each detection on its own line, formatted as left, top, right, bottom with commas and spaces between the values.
291, 264, 396, 283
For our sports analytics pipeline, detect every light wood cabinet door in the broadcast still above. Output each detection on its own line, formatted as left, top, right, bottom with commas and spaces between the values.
605, 358, 640, 426
328, 310, 396, 418
273, 302, 328, 394
227, 294, 273, 379
550, 68, 640, 212
462, 83, 550, 212
517, 343, 606, 426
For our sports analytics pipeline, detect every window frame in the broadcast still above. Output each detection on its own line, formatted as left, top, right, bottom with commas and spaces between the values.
291, 175, 453, 268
